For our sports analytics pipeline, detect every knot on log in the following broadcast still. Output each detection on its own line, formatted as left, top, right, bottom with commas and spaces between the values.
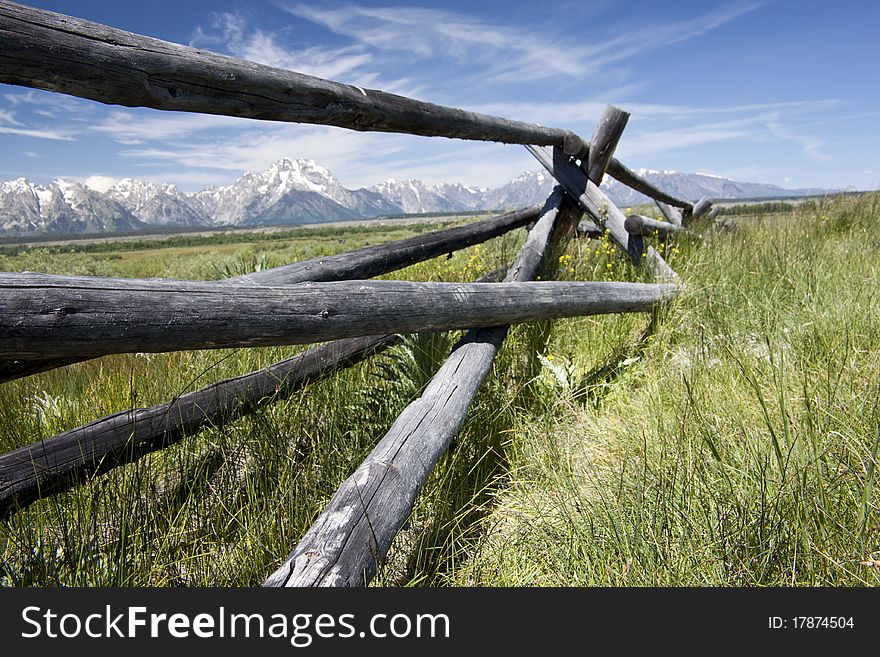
44, 307, 76, 316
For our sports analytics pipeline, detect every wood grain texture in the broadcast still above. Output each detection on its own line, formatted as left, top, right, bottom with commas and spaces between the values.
526, 145, 631, 257
527, 146, 680, 277
0, 1, 570, 145
228, 206, 541, 286
682, 197, 713, 226
0, 1, 723, 212
0, 273, 675, 360
0, 206, 540, 383
264, 190, 585, 587
587, 105, 630, 184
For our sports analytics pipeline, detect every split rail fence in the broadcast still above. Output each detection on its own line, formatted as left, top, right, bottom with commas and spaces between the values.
0, 1, 713, 586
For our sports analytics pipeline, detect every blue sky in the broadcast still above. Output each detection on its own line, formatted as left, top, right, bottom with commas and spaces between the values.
1, 0, 878, 193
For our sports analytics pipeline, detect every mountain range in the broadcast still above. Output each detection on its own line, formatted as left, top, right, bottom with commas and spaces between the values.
0, 157, 830, 235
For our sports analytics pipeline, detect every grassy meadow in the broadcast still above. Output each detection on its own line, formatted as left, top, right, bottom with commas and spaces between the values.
1, 195, 878, 587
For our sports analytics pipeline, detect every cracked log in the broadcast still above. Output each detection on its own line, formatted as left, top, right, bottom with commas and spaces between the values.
586, 106, 630, 185
0, 1, 569, 144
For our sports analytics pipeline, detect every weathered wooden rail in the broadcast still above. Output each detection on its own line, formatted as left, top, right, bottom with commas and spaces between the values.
1, 273, 674, 360
0, 2, 718, 587
0, 264, 511, 519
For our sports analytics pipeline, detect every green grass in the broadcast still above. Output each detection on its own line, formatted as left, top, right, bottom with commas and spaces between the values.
1, 196, 878, 587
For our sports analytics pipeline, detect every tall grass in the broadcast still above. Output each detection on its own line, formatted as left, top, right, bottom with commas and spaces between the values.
447, 194, 880, 586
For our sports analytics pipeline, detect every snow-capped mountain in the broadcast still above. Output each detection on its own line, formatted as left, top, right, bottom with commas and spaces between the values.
484, 170, 557, 210
193, 158, 398, 226
0, 158, 833, 236
369, 179, 485, 213
0, 177, 146, 234
107, 178, 209, 227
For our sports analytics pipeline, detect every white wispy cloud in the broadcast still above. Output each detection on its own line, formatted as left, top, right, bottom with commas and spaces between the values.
0, 126, 74, 141
0, 108, 20, 125
451, 97, 844, 133
90, 110, 256, 145
189, 11, 416, 93
280, 1, 761, 85
4, 90, 37, 105
762, 116, 828, 162
618, 119, 756, 159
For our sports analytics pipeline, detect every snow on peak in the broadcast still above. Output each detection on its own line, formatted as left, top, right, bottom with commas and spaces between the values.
635, 168, 679, 177
269, 157, 327, 175
1, 177, 34, 193
52, 178, 84, 205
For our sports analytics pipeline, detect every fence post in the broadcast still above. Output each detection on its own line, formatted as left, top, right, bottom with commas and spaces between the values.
587, 106, 630, 185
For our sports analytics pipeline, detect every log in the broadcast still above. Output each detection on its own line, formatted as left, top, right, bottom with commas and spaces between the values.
655, 201, 683, 227
0, 205, 541, 383
0, 356, 92, 384
624, 214, 682, 236
0, 1, 570, 146
604, 159, 692, 209
0, 273, 677, 360
587, 106, 630, 184
227, 206, 541, 286
682, 197, 713, 226
527, 146, 679, 274
0, 1, 733, 214
0, 266, 511, 519
265, 189, 584, 587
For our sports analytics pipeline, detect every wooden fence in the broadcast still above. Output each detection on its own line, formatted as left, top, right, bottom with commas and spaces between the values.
0, 1, 714, 586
